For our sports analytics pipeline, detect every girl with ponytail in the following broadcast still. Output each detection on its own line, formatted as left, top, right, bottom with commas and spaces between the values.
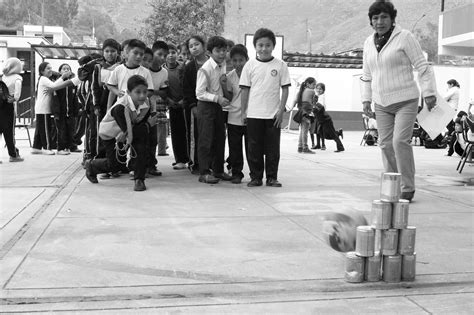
294, 77, 316, 154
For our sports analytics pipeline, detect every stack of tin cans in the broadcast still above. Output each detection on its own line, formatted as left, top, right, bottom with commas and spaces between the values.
344, 172, 416, 283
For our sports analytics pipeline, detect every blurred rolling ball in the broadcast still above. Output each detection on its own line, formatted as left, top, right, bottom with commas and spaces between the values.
323, 210, 368, 252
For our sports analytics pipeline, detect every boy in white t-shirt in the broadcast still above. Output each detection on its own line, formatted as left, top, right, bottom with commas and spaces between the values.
224, 44, 249, 184
239, 28, 291, 187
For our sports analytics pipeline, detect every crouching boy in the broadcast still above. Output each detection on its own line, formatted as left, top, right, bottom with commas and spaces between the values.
85, 75, 158, 191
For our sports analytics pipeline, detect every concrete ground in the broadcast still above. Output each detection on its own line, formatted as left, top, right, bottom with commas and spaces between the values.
0, 129, 473, 314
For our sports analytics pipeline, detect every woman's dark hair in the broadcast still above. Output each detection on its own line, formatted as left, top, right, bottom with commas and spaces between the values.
368, 0, 397, 25
127, 74, 148, 92
38, 61, 49, 76
297, 77, 316, 107
207, 36, 227, 53
230, 44, 248, 59
187, 35, 206, 51
253, 28, 276, 46
315, 82, 326, 93
447, 79, 460, 88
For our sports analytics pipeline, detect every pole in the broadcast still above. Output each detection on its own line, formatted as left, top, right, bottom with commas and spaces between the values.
41, 0, 45, 37
411, 14, 426, 33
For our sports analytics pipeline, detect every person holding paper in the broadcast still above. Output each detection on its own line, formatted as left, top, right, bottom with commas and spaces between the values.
360, 0, 437, 202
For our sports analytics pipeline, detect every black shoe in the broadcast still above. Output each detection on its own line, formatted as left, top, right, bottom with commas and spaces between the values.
247, 179, 263, 187
85, 160, 98, 184
302, 148, 315, 154
297, 147, 303, 153
231, 176, 243, 184
134, 179, 147, 191
400, 191, 415, 202
199, 174, 220, 184
214, 172, 232, 181
338, 128, 344, 139
312, 145, 321, 150
148, 168, 162, 176
335, 148, 345, 152
266, 178, 282, 187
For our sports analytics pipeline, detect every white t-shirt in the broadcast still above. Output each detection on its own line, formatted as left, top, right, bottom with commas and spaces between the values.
226, 69, 244, 126
35, 76, 65, 114
239, 57, 291, 119
107, 64, 154, 92
149, 67, 168, 91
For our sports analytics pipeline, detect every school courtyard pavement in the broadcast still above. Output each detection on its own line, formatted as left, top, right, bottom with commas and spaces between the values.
0, 129, 473, 314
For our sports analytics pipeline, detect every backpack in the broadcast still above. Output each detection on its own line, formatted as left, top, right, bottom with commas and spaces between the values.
0, 80, 10, 109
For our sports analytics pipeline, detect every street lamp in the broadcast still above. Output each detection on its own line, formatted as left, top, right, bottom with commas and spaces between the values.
411, 13, 426, 33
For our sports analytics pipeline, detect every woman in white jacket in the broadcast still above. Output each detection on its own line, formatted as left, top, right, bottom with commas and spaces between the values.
360, 0, 437, 202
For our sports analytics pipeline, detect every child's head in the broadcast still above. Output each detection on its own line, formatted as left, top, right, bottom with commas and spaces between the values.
315, 82, 325, 95
230, 44, 248, 73
2, 57, 22, 76
178, 42, 190, 62
152, 40, 169, 66
58, 63, 72, 74
142, 47, 154, 69
253, 28, 276, 61
38, 62, 52, 77
126, 39, 147, 67
120, 39, 132, 62
187, 35, 206, 58
127, 75, 148, 106
167, 43, 178, 65
206, 36, 227, 64
102, 38, 120, 64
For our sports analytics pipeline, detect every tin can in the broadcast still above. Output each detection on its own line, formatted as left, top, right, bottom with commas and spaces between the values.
371, 200, 392, 229
392, 200, 410, 229
382, 255, 402, 282
345, 251, 365, 283
374, 229, 382, 252
402, 253, 416, 281
380, 172, 401, 202
381, 229, 398, 256
355, 226, 375, 257
399, 226, 416, 255
365, 252, 381, 282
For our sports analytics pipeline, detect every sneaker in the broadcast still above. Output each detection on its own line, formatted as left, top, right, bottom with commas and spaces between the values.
85, 160, 98, 184
231, 176, 242, 184
247, 179, 263, 187
111, 172, 121, 178
266, 178, 282, 187
134, 179, 147, 191
173, 162, 187, 170
312, 145, 321, 150
57, 150, 70, 155
335, 148, 345, 152
400, 191, 415, 202
99, 173, 111, 179
9, 156, 24, 162
321, 146, 326, 151
213, 172, 232, 181
297, 147, 303, 153
302, 148, 315, 154
43, 149, 55, 155
31, 148, 42, 154
148, 168, 163, 176
198, 174, 220, 184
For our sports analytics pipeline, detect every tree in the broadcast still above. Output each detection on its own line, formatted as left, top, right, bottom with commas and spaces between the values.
414, 22, 438, 62
139, 0, 225, 45
69, 6, 117, 44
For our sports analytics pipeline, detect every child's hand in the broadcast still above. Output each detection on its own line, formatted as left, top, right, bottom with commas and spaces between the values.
7, 95, 15, 103
219, 74, 227, 86
218, 96, 230, 107
118, 90, 126, 97
116, 131, 127, 143
147, 113, 159, 126
273, 109, 284, 128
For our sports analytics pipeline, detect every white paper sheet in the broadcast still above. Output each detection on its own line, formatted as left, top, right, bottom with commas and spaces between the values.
417, 93, 456, 139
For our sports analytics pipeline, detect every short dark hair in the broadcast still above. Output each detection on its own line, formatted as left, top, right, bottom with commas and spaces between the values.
253, 28, 276, 47
168, 43, 177, 52
127, 39, 146, 52
207, 36, 227, 52
144, 47, 153, 56
447, 79, 460, 88
102, 38, 120, 51
315, 82, 326, 92
230, 44, 248, 59
226, 39, 235, 48
127, 74, 148, 91
368, 0, 397, 24
152, 40, 169, 53
121, 39, 132, 51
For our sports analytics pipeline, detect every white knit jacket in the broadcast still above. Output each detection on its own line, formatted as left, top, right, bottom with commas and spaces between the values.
360, 25, 437, 107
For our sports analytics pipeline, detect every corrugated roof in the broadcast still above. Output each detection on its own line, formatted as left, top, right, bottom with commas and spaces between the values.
30, 42, 101, 60
283, 51, 363, 69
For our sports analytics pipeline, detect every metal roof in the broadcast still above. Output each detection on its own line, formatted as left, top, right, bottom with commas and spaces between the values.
283, 51, 363, 69
30, 42, 101, 60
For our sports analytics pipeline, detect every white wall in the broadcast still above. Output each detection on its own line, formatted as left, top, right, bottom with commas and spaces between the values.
288, 67, 362, 112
